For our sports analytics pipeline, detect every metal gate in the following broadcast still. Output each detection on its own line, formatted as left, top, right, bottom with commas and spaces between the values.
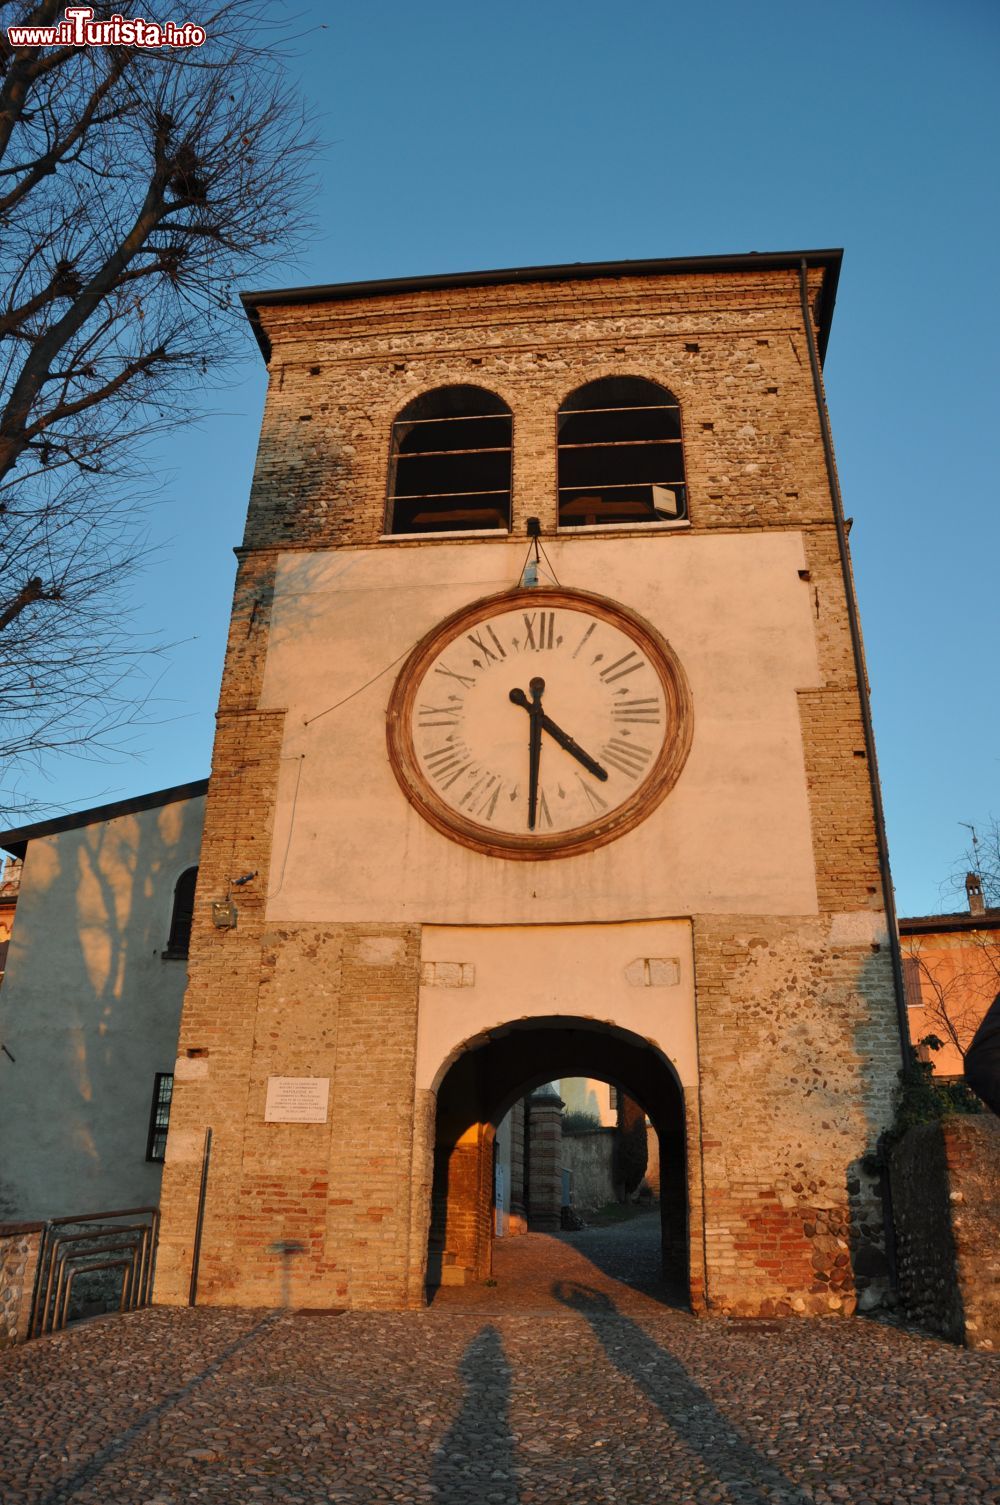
28, 1206, 159, 1338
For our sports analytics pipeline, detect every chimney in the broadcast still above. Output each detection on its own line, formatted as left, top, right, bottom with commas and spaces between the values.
966, 871, 985, 916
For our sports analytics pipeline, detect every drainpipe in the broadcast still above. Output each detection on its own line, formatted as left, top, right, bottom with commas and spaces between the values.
797, 260, 909, 1067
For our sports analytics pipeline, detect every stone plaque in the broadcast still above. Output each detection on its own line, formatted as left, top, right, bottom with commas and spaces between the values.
264, 1076, 330, 1124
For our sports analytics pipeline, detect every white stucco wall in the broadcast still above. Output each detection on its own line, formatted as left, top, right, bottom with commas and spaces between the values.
0, 794, 205, 1220
260, 531, 821, 925
415, 919, 697, 1095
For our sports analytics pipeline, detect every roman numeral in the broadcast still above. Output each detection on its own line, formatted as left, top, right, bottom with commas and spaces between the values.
467, 626, 506, 664
599, 650, 644, 685
523, 611, 556, 650
600, 737, 653, 779
538, 790, 553, 829
481, 783, 502, 822
417, 702, 462, 728
460, 771, 502, 821
434, 660, 476, 689
576, 775, 608, 814
612, 697, 661, 724
424, 741, 471, 789
572, 622, 597, 659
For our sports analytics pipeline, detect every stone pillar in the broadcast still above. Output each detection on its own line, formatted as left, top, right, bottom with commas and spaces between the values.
0, 1223, 43, 1346
527, 1087, 564, 1231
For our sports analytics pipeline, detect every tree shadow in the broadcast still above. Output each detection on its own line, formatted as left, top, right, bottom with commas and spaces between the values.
553, 1282, 811, 1504
431, 1324, 519, 1503
0, 793, 204, 1224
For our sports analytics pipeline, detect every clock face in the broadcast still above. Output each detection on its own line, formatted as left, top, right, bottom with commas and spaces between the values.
387, 588, 692, 859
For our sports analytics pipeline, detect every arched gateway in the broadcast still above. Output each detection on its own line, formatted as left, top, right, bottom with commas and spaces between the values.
427, 1017, 690, 1298
154, 253, 905, 1320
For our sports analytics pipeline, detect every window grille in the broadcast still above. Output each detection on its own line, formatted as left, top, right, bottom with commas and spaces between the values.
146, 1072, 174, 1162
386, 385, 512, 534
557, 376, 687, 527
165, 866, 197, 958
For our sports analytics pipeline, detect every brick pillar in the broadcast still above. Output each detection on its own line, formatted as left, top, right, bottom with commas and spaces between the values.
508, 1100, 528, 1236
440, 1124, 494, 1281
527, 1087, 564, 1231
406, 1088, 435, 1307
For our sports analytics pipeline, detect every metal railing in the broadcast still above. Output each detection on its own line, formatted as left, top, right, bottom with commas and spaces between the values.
28, 1205, 159, 1338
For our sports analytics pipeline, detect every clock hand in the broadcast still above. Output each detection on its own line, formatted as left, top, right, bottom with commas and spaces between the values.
509, 679, 545, 830
509, 680, 610, 803
537, 711, 609, 781
527, 677, 543, 830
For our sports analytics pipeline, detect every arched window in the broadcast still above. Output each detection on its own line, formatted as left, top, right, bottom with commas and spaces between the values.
165, 866, 198, 958
386, 385, 512, 535
557, 377, 686, 528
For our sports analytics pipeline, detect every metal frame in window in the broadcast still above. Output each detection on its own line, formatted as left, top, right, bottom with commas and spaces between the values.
145, 1072, 174, 1162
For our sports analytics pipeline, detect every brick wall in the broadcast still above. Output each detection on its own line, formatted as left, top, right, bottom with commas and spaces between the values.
527, 1092, 564, 1231
246, 267, 835, 553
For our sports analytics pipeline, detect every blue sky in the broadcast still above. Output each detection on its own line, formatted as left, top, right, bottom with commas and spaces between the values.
14, 0, 1000, 917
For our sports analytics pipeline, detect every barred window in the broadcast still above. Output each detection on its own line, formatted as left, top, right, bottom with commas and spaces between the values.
557, 376, 686, 527
146, 1072, 174, 1162
386, 386, 512, 535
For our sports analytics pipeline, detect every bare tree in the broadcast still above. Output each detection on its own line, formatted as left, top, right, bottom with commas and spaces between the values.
904, 940, 998, 1063
0, 2, 314, 818
905, 824, 1000, 1065
951, 818, 1000, 909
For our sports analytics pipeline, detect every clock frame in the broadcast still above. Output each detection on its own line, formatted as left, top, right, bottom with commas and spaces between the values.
386, 587, 693, 860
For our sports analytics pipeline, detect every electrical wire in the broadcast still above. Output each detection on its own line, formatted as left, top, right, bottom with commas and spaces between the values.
267, 754, 304, 900
303, 645, 413, 727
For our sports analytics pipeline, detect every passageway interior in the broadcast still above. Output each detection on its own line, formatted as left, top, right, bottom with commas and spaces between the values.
427, 1018, 689, 1310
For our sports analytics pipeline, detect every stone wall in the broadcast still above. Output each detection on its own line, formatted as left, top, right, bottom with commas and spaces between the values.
693, 916, 898, 1317
562, 1128, 616, 1210
246, 266, 836, 552
0, 1223, 42, 1346
890, 1115, 1000, 1349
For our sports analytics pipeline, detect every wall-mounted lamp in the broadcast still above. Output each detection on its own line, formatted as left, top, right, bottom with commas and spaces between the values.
522, 517, 542, 587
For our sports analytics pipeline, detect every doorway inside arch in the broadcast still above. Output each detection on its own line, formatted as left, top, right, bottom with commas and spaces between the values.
425, 1017, 690, 1309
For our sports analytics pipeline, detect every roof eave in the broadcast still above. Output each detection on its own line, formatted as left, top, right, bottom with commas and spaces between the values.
0, 777, 209, 859
241, 248, 844, 366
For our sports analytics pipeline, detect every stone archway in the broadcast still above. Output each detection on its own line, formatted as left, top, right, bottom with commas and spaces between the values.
421, 1016, 691, 1304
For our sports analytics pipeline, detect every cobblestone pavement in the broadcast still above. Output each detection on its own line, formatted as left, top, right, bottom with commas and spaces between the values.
2, 1216, 998, 1505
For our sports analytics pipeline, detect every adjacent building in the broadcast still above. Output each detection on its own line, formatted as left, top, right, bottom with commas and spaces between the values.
900, 874, 1000, 1079
0, 783, 206, 1219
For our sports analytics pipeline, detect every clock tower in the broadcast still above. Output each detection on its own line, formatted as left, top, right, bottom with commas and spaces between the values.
155, 252, 905, 1318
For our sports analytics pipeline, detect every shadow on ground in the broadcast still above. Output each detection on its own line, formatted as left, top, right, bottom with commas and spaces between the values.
431, 1325, 519, 1503
553, 1281, 812, 1504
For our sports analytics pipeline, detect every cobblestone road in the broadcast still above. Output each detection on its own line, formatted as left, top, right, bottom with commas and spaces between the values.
2, 1215, 998, 1504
